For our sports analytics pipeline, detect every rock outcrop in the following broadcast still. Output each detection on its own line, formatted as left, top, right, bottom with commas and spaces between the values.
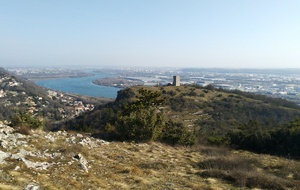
0, 123, 109, 172
0, 123, 111, 189
73, 153, 89, 173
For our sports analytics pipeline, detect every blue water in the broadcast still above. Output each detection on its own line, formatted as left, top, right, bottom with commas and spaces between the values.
35, 72, 120, 98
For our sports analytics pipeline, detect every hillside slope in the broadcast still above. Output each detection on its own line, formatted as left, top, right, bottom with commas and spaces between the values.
1, 124, 300, 190
0, 68, 111, 127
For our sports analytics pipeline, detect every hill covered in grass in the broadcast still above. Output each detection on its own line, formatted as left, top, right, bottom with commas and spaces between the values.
61, 84, 300, 158
64, 85, 299, 136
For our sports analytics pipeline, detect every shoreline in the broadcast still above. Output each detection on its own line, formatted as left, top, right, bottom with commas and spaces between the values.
29, 74, 95, 81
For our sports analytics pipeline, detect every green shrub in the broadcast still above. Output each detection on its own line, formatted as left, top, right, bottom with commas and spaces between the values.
115, 107, 165, 142
160, 121, 196, 146
11, 112, 44, 130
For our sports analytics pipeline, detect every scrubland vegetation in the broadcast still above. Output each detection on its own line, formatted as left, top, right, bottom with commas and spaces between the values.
63, 84, 300, 158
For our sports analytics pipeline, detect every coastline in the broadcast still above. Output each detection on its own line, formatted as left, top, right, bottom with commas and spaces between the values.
34, 72, 120, 98
93, 77, 144, 88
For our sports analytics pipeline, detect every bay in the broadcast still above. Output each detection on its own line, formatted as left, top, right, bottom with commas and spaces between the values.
35, 71, 120, 98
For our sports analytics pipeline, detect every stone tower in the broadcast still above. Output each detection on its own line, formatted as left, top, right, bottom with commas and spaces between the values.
173, 76, 180, 86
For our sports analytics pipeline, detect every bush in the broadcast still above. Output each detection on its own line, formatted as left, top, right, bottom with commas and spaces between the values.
115, 107, 165, 142
160, 121, 196, 146
11, 112, 44, 130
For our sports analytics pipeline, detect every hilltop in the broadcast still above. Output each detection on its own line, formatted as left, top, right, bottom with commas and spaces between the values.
1, 124, 300, 190
61, 84, 300, 159
64, 84, 300, 138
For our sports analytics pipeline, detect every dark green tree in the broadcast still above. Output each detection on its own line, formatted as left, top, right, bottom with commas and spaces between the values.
160, 120, 196, 146
115, 88, 166, 142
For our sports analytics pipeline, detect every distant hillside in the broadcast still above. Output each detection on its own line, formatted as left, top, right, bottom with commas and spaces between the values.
0, 68, 111, 127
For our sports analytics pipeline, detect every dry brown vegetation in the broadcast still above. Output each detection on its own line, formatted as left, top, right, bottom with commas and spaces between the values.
1, 128, 300, 189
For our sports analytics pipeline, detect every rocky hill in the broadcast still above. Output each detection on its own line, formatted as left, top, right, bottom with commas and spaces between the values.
1, 123, 300, 189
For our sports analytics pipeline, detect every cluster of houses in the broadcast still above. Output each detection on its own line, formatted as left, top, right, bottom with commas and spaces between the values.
47, 90, 94, 116
0, 73, 94, 122
0, 77, 21, 98
0, 75, 43, 116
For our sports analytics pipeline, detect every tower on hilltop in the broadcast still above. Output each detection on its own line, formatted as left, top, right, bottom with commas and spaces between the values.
173, 76, 180, 86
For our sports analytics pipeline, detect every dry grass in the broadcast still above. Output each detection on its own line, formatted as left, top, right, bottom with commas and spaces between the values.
2, 130, 300, 189
196, 146, 300, 189
14, 124, 31, 135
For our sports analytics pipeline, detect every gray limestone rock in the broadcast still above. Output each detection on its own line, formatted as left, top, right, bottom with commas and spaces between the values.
44, 133, 55, 142
25, 183, 40, 190
0, 150, 10, 164
0, 124, 27, 149
78, 137, 109, 148
73, 153, 88, 173
21, 158, 52, 170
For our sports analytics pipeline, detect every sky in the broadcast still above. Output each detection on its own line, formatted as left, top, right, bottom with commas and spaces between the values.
0, 0, 299, 68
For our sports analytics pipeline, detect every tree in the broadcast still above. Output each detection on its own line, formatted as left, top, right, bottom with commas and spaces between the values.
116, 107, 165, 142
121, 88, 166, 116
114, 88, 166, 142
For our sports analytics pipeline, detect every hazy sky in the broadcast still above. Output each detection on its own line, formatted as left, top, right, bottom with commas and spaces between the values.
1, 0, 299, 68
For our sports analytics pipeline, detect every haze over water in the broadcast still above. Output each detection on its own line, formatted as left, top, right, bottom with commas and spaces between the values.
35, 72, 119, 98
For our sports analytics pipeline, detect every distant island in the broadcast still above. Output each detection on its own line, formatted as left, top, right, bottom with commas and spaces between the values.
93, 77, 144, 88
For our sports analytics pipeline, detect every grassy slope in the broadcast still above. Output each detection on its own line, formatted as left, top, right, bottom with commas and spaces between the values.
1, 129, 300, 189
119, 85, 300, 135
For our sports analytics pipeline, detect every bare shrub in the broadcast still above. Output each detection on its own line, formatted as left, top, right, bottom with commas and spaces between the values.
14, 124, 31, 135
198, 157, 255, 171
261, 159, 300, 180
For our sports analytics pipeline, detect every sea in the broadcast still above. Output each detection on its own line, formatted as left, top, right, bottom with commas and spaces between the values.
35, 71, 120, 98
